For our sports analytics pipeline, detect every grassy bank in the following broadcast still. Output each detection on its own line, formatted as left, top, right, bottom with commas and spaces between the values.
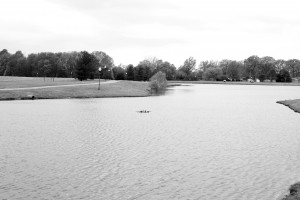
0, 77, 150, 100
169, 80, 300, 86
0, 76, 94, 89
282, 182, 300, 200
277, 99, 300, 113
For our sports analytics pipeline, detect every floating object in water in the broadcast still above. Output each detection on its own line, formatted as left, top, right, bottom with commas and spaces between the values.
137, 110, 150, 113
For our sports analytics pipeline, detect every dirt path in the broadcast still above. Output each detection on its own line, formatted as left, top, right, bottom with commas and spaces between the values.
0, 80, 119, 91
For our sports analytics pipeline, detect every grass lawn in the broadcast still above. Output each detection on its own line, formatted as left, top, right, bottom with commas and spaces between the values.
0, 77, 150, 100
277, 99, 300, 113
0, 76, 99, 89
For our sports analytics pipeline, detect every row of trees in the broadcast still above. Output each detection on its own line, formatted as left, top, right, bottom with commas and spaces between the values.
1, 49, 299, 82
0, 49, 114, 81
114, 56, 297, 82
176, 56, 299, 82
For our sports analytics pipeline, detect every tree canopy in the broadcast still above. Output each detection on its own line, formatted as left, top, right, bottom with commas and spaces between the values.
0, 49, 297, 83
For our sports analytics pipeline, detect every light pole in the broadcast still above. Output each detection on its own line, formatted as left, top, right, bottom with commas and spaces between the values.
103, 66, 107, 81
98, 67, 101, 90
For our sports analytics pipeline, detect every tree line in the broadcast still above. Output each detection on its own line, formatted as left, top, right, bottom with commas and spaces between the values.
1, 49, 299, 82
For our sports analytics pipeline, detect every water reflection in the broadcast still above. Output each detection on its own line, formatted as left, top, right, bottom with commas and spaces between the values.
1, 84, 300, 200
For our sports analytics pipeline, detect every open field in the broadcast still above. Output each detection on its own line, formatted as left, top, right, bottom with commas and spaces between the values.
277, 99, 300, 113
169, 80, 300, 86
0, 76, 100, 89
0, 77, 150, 100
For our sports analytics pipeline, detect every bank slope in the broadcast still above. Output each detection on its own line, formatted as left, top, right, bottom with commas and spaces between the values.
277, 99, 300, 113
0, 80, 150, 100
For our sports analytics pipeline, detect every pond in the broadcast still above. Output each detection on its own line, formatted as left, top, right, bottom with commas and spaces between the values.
1, 84, 300, 200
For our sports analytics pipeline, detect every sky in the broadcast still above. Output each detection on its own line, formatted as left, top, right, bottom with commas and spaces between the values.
1, 0, 300, 67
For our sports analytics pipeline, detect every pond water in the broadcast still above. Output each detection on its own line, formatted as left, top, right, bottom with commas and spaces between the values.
1, 84, 300, 200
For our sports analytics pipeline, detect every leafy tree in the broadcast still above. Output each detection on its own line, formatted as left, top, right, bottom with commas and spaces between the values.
226, 61, 242, 80
178, 57, 196, 80
149, 71, 167, 91
7, 51, 26, 76
134, 64, 145, 81
244, 55, 260, 79
26, 53, 39, 77
269, 69, 277, 82
75, 51, 97, 81
126, 64, 135, 80
38, 59, 51, 81
219, 59, 231, 74
199, 60, 219, 72
276, 69, 292, 82
112, 65, 126, 80
0, 49, 11, 76
175, 70, 186, 80
274, 59, 286, 73
285, 59, 300, 78
92, 51, 114, 79
195, 69, 204, 80
203, 67, 222, 81
256, 56, 275, 82
153, 60, 176, 80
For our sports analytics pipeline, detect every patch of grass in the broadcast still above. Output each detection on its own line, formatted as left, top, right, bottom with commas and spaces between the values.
277, 99, 300, 113
0, 77, 150, 100
0, 76, 98, 89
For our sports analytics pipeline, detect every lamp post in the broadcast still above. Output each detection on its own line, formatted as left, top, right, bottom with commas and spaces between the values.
103, 65, 107, 81
98, 67, 101, 90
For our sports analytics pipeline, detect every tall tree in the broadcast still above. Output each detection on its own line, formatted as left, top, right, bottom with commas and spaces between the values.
244, 55, 260, 79
274, 59, 286, 73
226, 61, 242, 80
126, 64, 135, 80
179, 57, 196, 80
38, 59, 51, 81
285, 59, 300, 78
92, 51, 114, 79
7, 51, 26, 76
153, 60, 176, 80
203, 67, 222, 81
26, 53, 38, 77
276, 69, 292, 82
199, 60, 218, 72
256, 56, 275, 82
0, 49, 11, 76
134, 64, 145, 81
75, 51, 97, 81
112, 65, 126, 80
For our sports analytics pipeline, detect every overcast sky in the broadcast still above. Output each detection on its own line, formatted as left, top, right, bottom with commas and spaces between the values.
1, 0, 300, 67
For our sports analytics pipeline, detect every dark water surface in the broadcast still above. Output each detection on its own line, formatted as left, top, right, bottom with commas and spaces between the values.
1, 84, 300, 200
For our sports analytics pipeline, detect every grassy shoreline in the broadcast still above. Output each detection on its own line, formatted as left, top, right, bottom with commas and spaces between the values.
281, 182, 300, 200
0, 77, 151, 100
277, 99, 300, 113
1, 77, 300, 101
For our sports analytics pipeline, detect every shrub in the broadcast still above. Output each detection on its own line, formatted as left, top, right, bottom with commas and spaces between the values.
149, 71, 167, 91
